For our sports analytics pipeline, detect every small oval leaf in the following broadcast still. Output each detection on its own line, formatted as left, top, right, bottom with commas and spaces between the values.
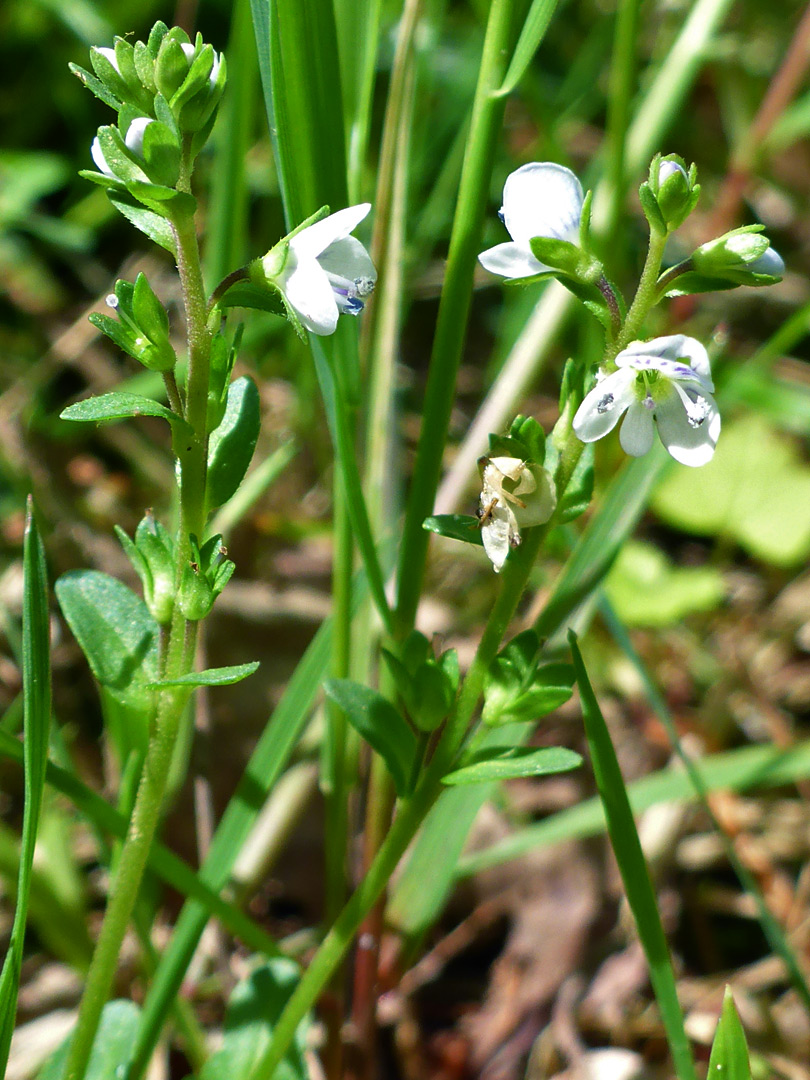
423, 514, 484, 547
207, 376, 262, 511
148, 662, 260, 688
61, 392, 191, 434
443, 746, 582, 786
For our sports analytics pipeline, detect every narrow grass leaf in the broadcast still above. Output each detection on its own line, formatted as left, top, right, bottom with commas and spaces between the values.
458, 738, 810, 876
496, 0, 560, 96
0, 729, 280, 959
707, 987, 753, 1080
0, 501, 52, 1075
569, 630, 696, 1080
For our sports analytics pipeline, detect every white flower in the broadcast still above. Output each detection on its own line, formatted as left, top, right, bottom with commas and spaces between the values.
478, 162, 584, 280
266, 204, 377, 336
573, 335, 720, 467
478, 456, 556, 572
180, 42, 222, 85
91, 118, 153, 177
750, 247, 784, 277
658, 159, 687, 185
95, 46, 120, 73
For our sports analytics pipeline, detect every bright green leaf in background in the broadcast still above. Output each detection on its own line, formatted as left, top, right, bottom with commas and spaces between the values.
605, 540, 726, 627
39, 1001, 141, 1080
200, 960, 309, 1080
652, 416, 810, 567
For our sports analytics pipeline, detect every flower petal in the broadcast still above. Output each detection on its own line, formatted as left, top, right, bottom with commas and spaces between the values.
318, 235, 377, 288
619, 402, 655, 457
573, 369, 636, 442
750, 247, 784, 277
282, 254, 340, 335
291, 204, 371, 261
656, 385, 720, 466
501, 163, 584, 247
478, 241, 547, 279
481, 505, 516, 573
618, 335, 713, 390
91, 136, 114, 177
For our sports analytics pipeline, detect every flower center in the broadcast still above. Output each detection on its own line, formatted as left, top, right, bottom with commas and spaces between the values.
324, 271, 376, 315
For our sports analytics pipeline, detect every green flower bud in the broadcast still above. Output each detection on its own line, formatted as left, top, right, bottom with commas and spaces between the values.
90, 274, 177, 372
691, 225, 784, 284
641, 153, 700, 233
178, 535, 235, 621
115, 514, 175, 623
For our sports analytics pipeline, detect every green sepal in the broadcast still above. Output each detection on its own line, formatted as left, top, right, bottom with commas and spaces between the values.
148, 662, 260, 689
638, 179, 667, 235
215, 281, 287, 318
61, 392, 191, 435
443, 745, 582, 786
205, 331, 238, 432
422, 514, 484, 547
482, 629, 576, 726
154, 33, 193, 100
557, 441, 594, 522
178, 51, 226, 135
115, 514, 176, 624
560, 278, 615, 334
147, 21, 170, 58
89, 47, 133, 107
509, 414, 545, 462
69, 63, 122, 111
528, 235, 598, 280
96, 124, 151, 185
113, 38, 154, 114
381, 632, 458, 733
178, 534, 235, 621
132, 272, 171, 347
323, 679, 417, 797
207, 375, 261, 512
134, 40, 157, 93
140, 120, 181, 188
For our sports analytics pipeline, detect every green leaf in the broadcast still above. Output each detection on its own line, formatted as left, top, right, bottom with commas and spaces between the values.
707, 988, 753, 1080
200, 960, 309, 1080
148, 662, 259, 688
651, 415, 810, 567
38, 1000, 141, 1080
216, 280, 287, 316
0, 501, 52, 1075
496, 0, 561, 96
569, 631, 696, 1080
323, 680, 417, 797
605, 540, 725, 627
422, 514, 484, 547
207, 376, 262, 511
60, 392, 192, 435
443, 746, 582, 786
108, 192, 178, 255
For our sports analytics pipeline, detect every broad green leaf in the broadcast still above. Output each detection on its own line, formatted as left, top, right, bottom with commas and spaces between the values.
55, 571, 158, 693
323, 679, 417, 797
707, 988, 753, 1080
55, 571, 158, 761
38, 1000, 141, 1080
0, 502, 52, 1074
149, 662, 260, 688
422, 514, 484, 547
207, 376, 262, 511
200, 960, 309, 1080
570, 631, 696, 1080
652, 415, 810, 567
443, 746, 582, 786
605, 540, 725, 627
60, 392, 191, 435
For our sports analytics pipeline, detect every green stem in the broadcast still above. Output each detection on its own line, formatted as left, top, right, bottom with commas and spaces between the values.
246, 433, 592, 1080
63, 674, 192, 1080
394, 0, 517, 634
65, 165, 213, 1079
613, 227, 668, 355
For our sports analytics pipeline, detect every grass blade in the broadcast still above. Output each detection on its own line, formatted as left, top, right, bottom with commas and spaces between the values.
569, 629, 696, 1080
0, 499, 52, 1074
495, 0, 560, 96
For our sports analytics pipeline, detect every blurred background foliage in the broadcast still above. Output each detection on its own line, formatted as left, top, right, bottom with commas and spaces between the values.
4, 0, 810, 1075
